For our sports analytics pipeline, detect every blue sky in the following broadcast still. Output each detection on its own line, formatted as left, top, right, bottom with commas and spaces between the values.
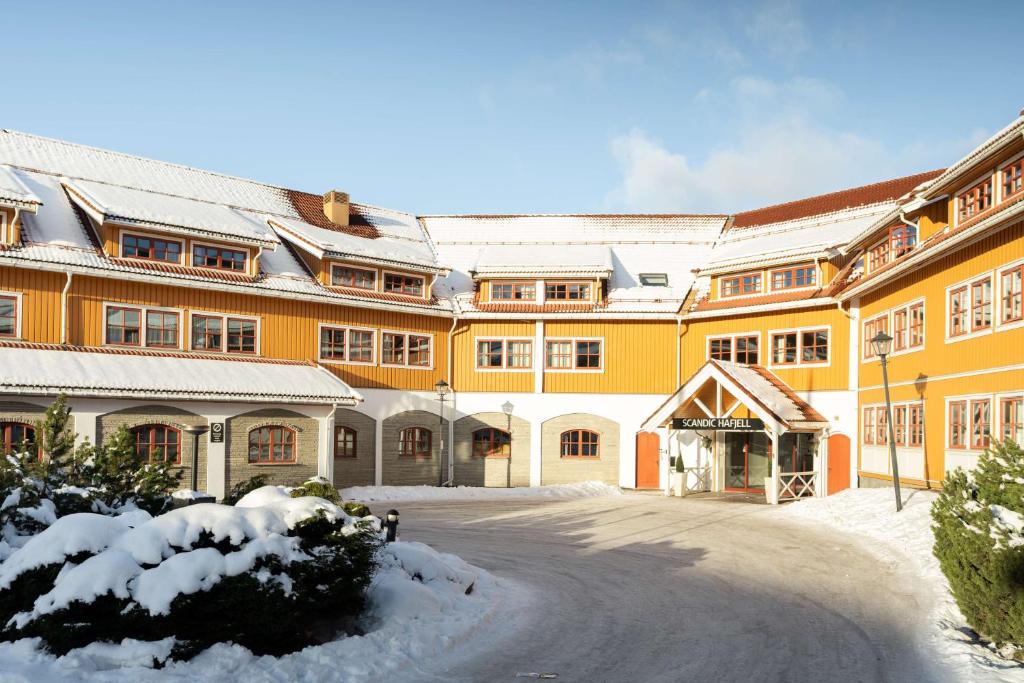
4, 1, 1023, 215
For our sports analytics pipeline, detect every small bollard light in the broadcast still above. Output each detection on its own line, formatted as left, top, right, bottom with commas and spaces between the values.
384, 509, 399, 543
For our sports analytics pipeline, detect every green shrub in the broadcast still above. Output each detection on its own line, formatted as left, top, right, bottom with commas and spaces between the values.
290, 476, 341, 504
932, 440, 1024, 656
223, 474, 269, 505
342, 501, 372, 518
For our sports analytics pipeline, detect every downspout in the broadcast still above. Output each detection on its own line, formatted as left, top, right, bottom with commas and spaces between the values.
675, 315, 682, 387
10, 208, 20, 243
326, 403, 338, 485
60, 272, 73, 344
442, 305, 459, 486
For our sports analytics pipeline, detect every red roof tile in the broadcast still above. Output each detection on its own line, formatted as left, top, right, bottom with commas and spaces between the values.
0, 340, 316, 366
286, 190, 381, 239
748, 365, 828, 423
692, 289, 827, 312
731, 170, 945, 229
473, 302, 603, 313
325, 285, 440, 307
108, 258, 258, 283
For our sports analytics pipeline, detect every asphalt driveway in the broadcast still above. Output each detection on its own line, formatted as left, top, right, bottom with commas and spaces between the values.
392, 493, 940, 683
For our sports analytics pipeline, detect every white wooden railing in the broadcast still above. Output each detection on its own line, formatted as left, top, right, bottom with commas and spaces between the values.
686, 466, 712, 493
777, 470, 817, 501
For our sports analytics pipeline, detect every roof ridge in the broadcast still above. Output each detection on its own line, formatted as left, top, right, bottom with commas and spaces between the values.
418, 212, 729, 219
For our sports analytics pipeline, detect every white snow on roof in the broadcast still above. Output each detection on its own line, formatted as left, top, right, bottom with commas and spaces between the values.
921, 114, 1024, 199
64, 179, 278, 247
705, 203, 894, 272
270, 216, 440, 271
714, 361, 807, 424
422, 215, 726, 310
473, 244, 612, 276
0, 165, 40, 207
0, 346, 361, 404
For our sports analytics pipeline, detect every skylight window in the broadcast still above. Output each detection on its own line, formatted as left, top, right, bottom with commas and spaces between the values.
639, 273, 669, 287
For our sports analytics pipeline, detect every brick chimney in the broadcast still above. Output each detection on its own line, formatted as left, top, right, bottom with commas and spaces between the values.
323, 190, 350, 227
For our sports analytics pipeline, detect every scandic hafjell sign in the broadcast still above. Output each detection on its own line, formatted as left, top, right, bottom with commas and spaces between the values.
672, 417, 765, 430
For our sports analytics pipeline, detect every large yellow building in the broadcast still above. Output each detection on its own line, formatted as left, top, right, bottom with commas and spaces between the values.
1, 113, 1021, 501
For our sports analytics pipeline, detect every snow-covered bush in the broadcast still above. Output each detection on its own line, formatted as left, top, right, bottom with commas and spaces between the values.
290, 475, 342, 503
0, 486, 381, 659
223, 474, 269, 505
933, 440, 1024, 658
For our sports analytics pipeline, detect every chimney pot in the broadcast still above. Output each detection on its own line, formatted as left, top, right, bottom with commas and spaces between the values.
323, 190, 350, 227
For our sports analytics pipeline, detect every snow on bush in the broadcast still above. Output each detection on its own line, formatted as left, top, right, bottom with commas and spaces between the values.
342, 480, 623, 502
933, 440, 1024, 659
0, 487, 381, 659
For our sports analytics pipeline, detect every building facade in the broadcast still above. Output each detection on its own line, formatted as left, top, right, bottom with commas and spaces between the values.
1, 113, 1021, 500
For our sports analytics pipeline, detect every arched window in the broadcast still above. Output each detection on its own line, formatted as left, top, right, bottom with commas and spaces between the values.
335, 426, 357, 458
472, 428, 510, 458
0, 422, 36, 455
248, 426, 296, 463
398, 427, 431, 458
131, 424, 181, 463
560, 430, 600, 458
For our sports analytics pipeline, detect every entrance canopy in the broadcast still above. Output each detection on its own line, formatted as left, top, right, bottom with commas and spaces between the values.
642, 360, 828, 434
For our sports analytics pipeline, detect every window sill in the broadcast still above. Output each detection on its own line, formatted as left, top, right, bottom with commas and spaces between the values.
248, 461, 300, 466
560, 456, 601, 460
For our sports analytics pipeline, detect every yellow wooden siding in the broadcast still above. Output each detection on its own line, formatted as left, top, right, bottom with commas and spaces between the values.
542, 320, 677, 394
858, 219, 1024, 388
681, 306, 850, 391
67, 274, 449, 390
0, 266, 64, 343
452, 320, 536, 393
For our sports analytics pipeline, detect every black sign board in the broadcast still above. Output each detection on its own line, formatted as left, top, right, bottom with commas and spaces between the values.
672, 417, 765, 431
210, 422, 225, 443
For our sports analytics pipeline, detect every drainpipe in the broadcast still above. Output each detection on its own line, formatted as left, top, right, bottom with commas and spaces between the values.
898, 207, 922, 240
675, 315, 682, 386
10, 208, 20, 243
60, 272, 73, 344
442, 308, 459, 486
326, 403, 338, 486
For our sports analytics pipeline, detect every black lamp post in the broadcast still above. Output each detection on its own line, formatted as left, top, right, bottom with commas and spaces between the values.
435, 379, 450, 487
384, 509, 399, 543
181, 424, 211, 494
871, 331, 902, 512
502, 400, 514, 488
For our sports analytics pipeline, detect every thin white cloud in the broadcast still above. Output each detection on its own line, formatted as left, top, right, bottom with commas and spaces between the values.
745, 0, 809, 65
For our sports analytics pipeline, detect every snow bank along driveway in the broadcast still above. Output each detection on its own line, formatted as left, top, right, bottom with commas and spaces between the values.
780, 488, 1024, 683
0, 491, 519, 683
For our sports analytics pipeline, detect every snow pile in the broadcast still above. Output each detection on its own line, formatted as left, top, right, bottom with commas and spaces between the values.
780, 488, 1024, 681
0, 539, 515, 683
342, 481, 622, 502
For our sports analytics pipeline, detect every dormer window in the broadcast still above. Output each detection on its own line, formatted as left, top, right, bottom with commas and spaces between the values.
331, 265, 376, 290
639, 273, 669, 287
491, 282, 536, 301
122, 233, 182, 264
867, 224, 917, 273
383, 272, 425, 297
193, 244, 247, 272
545, 282, 591, 301
958, 177, 993, 223
720, 272, 761, 297
1002, 158, 1023, 201
770, 265, 816, 291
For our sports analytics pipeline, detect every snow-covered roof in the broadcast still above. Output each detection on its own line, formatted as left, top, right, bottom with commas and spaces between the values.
423, 214, 727, 314
270, 216, 442, 273
920, 114, 1024, 199
0, 345, 361, 405
0, 165, 40, 210
63, 179, 279, 248
703, 203, 895, 274
472, 244, 612, 278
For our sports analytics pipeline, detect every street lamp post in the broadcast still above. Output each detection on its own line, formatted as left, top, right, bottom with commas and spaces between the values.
435, 379, 450, 487
871, 331, 903, 512
181, 424, 211, 494
502, 401, 514, 488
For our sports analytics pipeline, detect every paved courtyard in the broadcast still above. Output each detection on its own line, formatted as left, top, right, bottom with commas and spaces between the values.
396, 493, 941, 683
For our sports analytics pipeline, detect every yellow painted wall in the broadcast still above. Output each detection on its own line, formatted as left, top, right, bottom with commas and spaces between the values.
452, 320, 536, 393
681, 305, 850, 391
0, 266, 65, 343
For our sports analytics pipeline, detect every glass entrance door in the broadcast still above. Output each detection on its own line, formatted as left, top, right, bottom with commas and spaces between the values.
724, 432, 771, 492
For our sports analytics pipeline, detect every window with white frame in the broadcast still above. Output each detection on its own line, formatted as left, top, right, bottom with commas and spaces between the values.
770, 328, 827, 366
319, 325, 375, 364
189, 312, 258, 354
475, 339, 533, 369
1003, 158, 1024, 201
330, 265, 376, 290
544, 339, 602, 370
0, 294, 18, 338
1001, 263, 1023, 324
105, 304, 182, 349
890, 300, 925, 353
770, 264, 816, 291
1002, 395, 1023, 444
490, 282, 536, 301
707, 334, 758, 364
720, 272, 762, 297
864, 402, 924, 448
381, 331, 432, 367
863, 315, 888, 359
958, 176, 994, 224
383, 273, 425, 297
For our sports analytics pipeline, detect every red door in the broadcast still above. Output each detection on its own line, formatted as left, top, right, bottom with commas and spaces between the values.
635, 432, 661, 489
827, 434, 851, 495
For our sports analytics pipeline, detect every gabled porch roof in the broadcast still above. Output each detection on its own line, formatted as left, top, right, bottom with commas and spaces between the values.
642, 360, 828, 433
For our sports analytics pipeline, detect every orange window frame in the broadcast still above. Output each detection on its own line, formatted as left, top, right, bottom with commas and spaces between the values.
226, 318, 257, 354
958, 177, 994, 223
949, 287, 969, 337
0, 295, 17, 338
1002, 396, 1023, 443
1003, 158, 1024, 201
892, 309, 908, 351
560, 429, 600, 458
862, 407, 876, 445
145, 310, 180, 349
191, 314, 223, 351
0, 422, 36, 455
476, 339, 504, 368
106, 306, 143, 346
383, 272, 425, 297
863, 315, 888, 358
800, 329, 829, 363
331, 265, 376, 290
1001, 265, 1023, 324
545, 281, 591, 301
490, 281, 536, 301
949, 401, 968, 449
970, 278, 992, 331
908, 303, 925, 348
769, 265, 816, 291
893, 405, 907, 446
720, 272, 762, 297
970, 399, 991, 450
472, 428, 511, 458
771, 332, 798, 365
192, 244, 247, 272
334, 426, 357, 458
122, 233, 183, 264
908, 405, 924, 447
876, 407, 888, 445
131, 424, 181, 464
247, 426, 296, 463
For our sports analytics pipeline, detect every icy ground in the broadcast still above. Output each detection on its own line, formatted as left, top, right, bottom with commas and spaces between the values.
340, 480, 622, 503
779, 488, 1024, 682
0, 509, 520, 682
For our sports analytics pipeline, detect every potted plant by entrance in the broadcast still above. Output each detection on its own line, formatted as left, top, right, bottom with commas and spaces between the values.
669, 453, 687, 496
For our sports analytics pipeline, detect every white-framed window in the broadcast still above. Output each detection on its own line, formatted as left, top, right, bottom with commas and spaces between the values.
102, 302, 184, 349
999, 393, 1024, 444
706, 332, 759, 365
318, 324, 376, 365
1001, 154, 1024, 203
381, 330, 433, 368
474, 338, 534, 370
946, 274, 994, 342
544, 281, 592, 301
489, 282, 537, 302
330, 264, 377, 290
863, 402, 924, 448
0, 291, 22, 339
956, 174, 995, 226
945, 394, 997, 451
999, 258, 1024, 329
888, 298, 926, 355
544, 338, 603, 372
188, 310, 260, 355
769, 264, 817, 291
719, 271, 763, 297
768, 326, 830, 367
191, 241, 250, 273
